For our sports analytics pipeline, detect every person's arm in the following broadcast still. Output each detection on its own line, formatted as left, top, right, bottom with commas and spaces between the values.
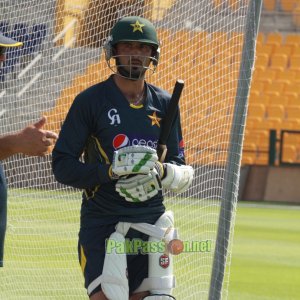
52, 93, 112, 190
0, 117, 58, 160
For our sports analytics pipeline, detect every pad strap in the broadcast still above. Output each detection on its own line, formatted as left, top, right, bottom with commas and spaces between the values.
87, 274, 128, 296
134, 276, 175, 293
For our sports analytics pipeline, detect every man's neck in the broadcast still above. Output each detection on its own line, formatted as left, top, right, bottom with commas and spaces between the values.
113, 74, 145, 105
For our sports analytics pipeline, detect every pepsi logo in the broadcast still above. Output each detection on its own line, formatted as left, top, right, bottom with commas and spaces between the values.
112, 134, 158, 150
113, 134, 130, 149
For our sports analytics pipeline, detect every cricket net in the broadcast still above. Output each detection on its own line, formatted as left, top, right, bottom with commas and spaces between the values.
0, 0, 261, 299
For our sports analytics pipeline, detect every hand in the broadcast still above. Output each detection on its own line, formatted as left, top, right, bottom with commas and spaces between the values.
112, 145, 158, 177
116, 169, 162, 202
161, 163, 194, 194
17, 116, 58, 156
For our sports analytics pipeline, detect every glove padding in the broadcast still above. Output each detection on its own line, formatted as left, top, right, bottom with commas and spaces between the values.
112, 145, 158, 177
161, 163, 194, 194
116, 169, 162, 202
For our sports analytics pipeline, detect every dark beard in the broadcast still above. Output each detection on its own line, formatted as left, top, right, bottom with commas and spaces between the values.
116, 58, 146, 80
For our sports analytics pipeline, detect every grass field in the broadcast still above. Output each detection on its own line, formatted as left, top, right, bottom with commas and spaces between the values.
228, 202, 300, 300
1, 190, 300, 299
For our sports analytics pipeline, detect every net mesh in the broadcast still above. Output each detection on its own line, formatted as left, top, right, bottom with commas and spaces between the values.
0, 1, 253, 299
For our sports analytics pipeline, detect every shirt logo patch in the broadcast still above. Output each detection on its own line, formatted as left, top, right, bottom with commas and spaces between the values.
113, 134, 130, 149
148, 111, 161, 127
112, 134, 158, 150
108, 108, 121, 126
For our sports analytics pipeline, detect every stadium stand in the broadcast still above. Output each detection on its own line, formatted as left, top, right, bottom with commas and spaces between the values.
20, 0, 295, 165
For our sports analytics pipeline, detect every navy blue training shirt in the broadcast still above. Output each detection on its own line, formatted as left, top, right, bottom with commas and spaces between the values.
52, 75, 185, 227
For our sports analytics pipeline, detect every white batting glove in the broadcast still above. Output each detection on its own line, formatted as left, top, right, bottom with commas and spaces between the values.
116, 169, 162, 202
112, 145, 158, 177
161, 163, 194, 194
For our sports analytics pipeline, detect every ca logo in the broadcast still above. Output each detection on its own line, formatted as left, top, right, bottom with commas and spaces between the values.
108, 108, 121, 126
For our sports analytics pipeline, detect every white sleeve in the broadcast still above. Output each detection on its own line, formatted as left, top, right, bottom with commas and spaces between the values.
161, 163, 194, 194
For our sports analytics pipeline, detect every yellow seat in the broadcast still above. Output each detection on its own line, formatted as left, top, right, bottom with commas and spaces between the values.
251, 80, 265, 93
265, 92, 286, 105
265, 81, 288, 94
285, 105, 300, 119
270, 53, 289, 71
249, 91, 267, 104
256, 44, 274, 56
282, 145, 297, 163
264, 0, 276, 11
274, 45, 294, 56
255, 53, 270, 68
254, 153, 269, 165
282, 119, 300, 129
256, 69, 277, 80
266, 104, 285, 119
265, 32, 283, 47
156, 28, 172, 46
289, 55, 300, 71
276, 69, 297, 81
280, 0, 298, 12
247, 103, 266, 118
256, 32, 265, 45
285, 93, 300, 105
285, 34, 300, 47
284, 84, 300, 95
228, 0, 240, 11
264, 118, 283, 130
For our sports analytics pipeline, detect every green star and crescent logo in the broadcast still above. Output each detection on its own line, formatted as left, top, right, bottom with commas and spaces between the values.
130, 20, 145, 33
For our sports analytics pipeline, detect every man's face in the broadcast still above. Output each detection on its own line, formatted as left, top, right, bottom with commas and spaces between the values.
114, 41, 153, 79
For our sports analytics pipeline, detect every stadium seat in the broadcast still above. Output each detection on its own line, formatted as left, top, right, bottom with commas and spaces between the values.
256, 68, 278, 81
227, 0, 240, 11
266, 92, 286, 105
282, 119, 300, 129
285, 105, 300, 119
156, 28, 172, 45
245, 116, 263, 129
256, 32, 265, 45
265, 32, 283, 47
265, 81, 289, 94
255, 53, 270, 68
191, 31, 208, 47
266, 104, 285, 119
276, 69, 297, 81
213, 0, 223, 11
285, 34, 300, 47
255, 153, 269, 165
282, 145, 297, 163
284, 84, 300, 95
280, 0, 299, 12
270, 53, 288, 71
289, 55, 300, 71
273, 45, 294, 56
285, 93, 300, 106
284, 132, 300, 145
250, 81, 265, 93
249, 91, 267, 104
263, 0, 276, 11
256, 44, 274, 56
248, 103, 266, 119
